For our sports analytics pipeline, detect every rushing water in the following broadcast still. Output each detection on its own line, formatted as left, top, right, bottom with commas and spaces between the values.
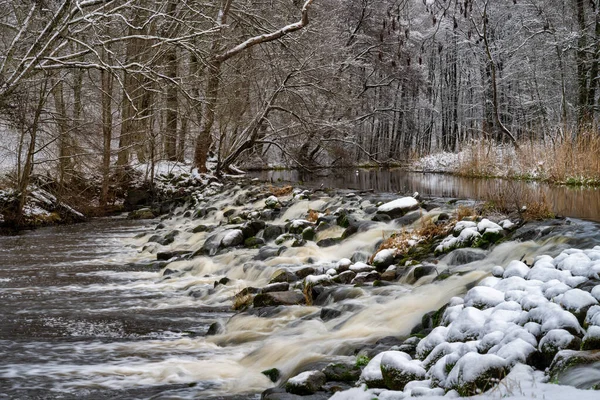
249, 169, 600, 222
1, 179, 600, 399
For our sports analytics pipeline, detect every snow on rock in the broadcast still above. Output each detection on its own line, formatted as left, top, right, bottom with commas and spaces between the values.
492, 265, 504, 277
581, 325, 600, 350
377, 197, 419, 217
416, 326, 449, 358
489, 337, 536, 366
285, 370, 326, 395
337, 258, 352, 271
477, 218, 503, 233
558, 289, 598, 313
526, 264, 572, 283
585, 305, 600, 326
446, 307, 486, 342
539, 329, 577, 354
543, 280, 572, 299
359, 352, 386, 387
454, 221, 477, 233
502, 260, 530, 279
349, 262, 374, 273
435, 227, 481, 253
446, 352, 507, 391
499, 219, 515, 230
380, 351, 426, 390
591, 285, 600, 302
264, 195, 280, 209
557, 252, 594, 277
373, 248, 396, 267
305, 274, 332, 285
221, 229, 244, 247
464, 286, 505, 309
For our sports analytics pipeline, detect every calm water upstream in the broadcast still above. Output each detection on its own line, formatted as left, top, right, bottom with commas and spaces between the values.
249, 169, 600, 222
1, 173, 600, 399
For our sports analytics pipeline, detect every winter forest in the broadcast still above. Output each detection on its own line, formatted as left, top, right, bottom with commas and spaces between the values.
4, 1, 600, 399
1, 0, 599, 218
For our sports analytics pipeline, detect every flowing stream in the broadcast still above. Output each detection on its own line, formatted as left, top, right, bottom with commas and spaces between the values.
1, 175, 600, 399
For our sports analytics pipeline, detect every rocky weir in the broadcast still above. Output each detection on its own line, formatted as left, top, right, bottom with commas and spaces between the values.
131, 177, 600, 399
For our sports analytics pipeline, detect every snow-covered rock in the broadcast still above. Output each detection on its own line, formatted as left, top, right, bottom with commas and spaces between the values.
464, 286, 505, 309
380, 351, 426, 390
446, 352, 507, 394
285, 370, 326, 395
377, 197, 419, 218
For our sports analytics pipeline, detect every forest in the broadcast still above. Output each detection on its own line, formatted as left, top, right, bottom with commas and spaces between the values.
0, 0, 599, 224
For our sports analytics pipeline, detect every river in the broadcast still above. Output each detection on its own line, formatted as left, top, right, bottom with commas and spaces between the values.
1, 173, 599, 399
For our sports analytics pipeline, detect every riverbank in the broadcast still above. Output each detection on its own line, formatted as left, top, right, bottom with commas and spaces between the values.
412, 137, 600, 187
130, 178, 600, 398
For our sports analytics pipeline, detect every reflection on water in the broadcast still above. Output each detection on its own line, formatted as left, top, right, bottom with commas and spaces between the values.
249, 168, 600, 222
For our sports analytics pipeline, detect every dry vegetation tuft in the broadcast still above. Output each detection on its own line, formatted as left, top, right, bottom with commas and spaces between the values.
457, 133, 600, 185
480, 181, 554, 221
268, 185, 293, 197
307, 209, 319, 223
457, 205, 476, 221
372, 219, 455, 260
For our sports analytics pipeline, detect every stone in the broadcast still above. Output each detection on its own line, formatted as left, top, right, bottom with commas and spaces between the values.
320, 308, 343, 321
206, 321, 225, 336
269, 269, 299, 284
334, 270, 356, 284
317, 238, 341, 247
244, 237, 265, 248
129, 208, 155, 219
377, 197, 420, 218
285, 370, 326, 395
322, 362, 361, 382
261, 369, 281, 384
380, 351, 426, 390
256, 246, 286, 261
295, 267, 316, 279
548, 350, 600, 388
444, 248, 487, 266
302, 227, 316, 241
221, 229, 244, 247
253, 290, 306, 307
192, 224, 210, 233
156, 250, 191, 261
393, 209, 424, 226
372, 249, 395, 272
263, 225, 284, 241
261, 282, 290, 294
411, 265, 437, 282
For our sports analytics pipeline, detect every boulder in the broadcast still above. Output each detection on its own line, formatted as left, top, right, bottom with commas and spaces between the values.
261, 282, 290, 294
156, 250, 191, 261
380, 351, 426, 391
376, 197, 419, 218
548, 350, 600, 388
447, 352, 507, 396
285, 370, 326, 395
256, 246, 286, 261
269, 269, 299, 284
322, 362, 361, 382
253, 290, 306, 307
263, 225, 284, 241
221, 229, 244, 247
372, 249, 395, 272
444, 248, 487, 266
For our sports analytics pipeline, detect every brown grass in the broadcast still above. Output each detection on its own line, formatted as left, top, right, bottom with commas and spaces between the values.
268, 185, 293, 197
480, 181, 554, 221
457, 205, 476, 221
372, 219, 454, 261
457, 132, 600, 185
307, 209, 319, 223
